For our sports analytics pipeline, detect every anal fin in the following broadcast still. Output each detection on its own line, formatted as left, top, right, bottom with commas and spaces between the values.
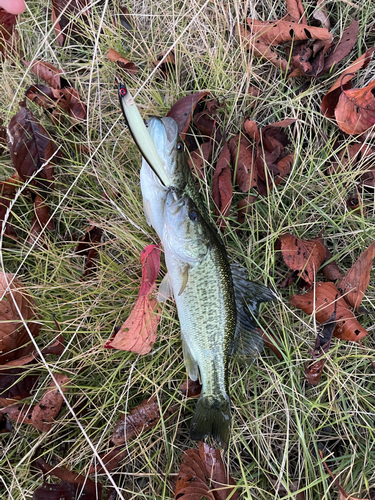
181, 336, 199, 381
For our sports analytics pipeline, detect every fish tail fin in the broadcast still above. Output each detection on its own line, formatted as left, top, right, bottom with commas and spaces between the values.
190, 393, 231, 449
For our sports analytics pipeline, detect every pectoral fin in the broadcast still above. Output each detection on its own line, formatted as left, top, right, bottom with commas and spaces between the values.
158, 273, 174, 302
230, 263, 276, 364
181, 336, 199, 381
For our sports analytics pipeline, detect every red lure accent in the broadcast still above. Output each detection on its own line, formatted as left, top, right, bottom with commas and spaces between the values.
119, 87, 127, 97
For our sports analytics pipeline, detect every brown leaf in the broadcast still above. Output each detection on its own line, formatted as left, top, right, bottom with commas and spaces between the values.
167, 92, 210, 140
0, 7, 18, 53
107, 48, 138, 75
236, 24, 289, 73
313, 0, 330, 30
2, 373, 69, 432
51, 0, 91, 47
320, 244, 344, 282
229, 134, 256, 192
29, 195, 55, 245
279, 234, 326, 286
320, 20, 359, 75
179, 378, 202, 398
0, 173, 20, 238
212, 141, 232, 229
285, 0, 306, 24
7, 106, 55, 194
246, 19, 333, 46
88, 446, 126, 475
111, 396, 176, 446
337, 241, 375, 311
34, 456, 101, 499
198, 442, 238, 500
23, 60, 64, 89
64, 87, 86, 123
188, 141, 213, 181
260, 328, 283, 360
154, 50, 176, 78
174, 448, 215, 500
243, 119, 260, 143
75, 224, 103, 276
105, 245, 161, 354
360, 165, 375, 189
0, 273, 40, 365
290, 282, 368, 342
334, 78, 375, 135
25, 84, 55, 110
321, 47, 375, 118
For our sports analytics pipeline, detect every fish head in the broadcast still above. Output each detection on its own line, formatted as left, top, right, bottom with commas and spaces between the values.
164, 189, 210, 263
146, 117, 188, 190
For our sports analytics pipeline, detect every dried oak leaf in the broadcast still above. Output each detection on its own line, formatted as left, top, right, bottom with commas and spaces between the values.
188, 141, 213, 181
166, 92, 210, 140
107, 48, 138, 75
229, 134, 256, 192
212, 140, 232, 229
7, 105, 55, 193
337, 241, 375, 311
52, 0, 91, 47
105, 245, 161, 354
75, 223, 103, 277
111, 396, 176, 445
0, 335, 64, 407
279, 234, 326, 286
334, 78, 375, 136
198, 441, 238, 500
2, 373, 69, 432
290, 282, 368, 342
34, 456, 101, 500
0, 273, 40, 365
23, 60, 65, 89
321, 47, 375, 118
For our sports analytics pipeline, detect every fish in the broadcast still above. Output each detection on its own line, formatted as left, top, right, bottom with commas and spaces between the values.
118, 83, 276, 448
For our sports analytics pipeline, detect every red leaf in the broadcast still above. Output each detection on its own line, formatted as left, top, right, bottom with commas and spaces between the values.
320, 20, 359, 75
229, 134, 256, 192
166, 92, 210, 140
105, 245, 161, 354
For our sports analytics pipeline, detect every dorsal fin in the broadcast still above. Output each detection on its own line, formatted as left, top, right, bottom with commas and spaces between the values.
230, 263, 276, 364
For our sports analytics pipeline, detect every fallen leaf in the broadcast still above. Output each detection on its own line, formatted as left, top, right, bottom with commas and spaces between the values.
198, 441, 238, 500
187, 141, 213, 181
0, 7, 18, 53
237, 195, 257, 224
166, 92, 210, 140
320, 244, 344, 282
259, 328, 283, 360
212, 140, 232, 229
117, 5, 141, 39
285, 0, 306, 24
111, 396, 176, 445
179, 378, 202, 398
105, 245, 161, 354
334, 78, 375, 136
313, 0, 330, 31
154, 50, 176, 78
337, 241, 375, 311
51, 0, 91, 47
321, 47, 375, 118
28, 195, 55, 245
0, 335, 64, 407
88, 446, 127, 475
279, 234, 327, 286
246, 19, 333, 46
34, 456, 101, 499
243, 119, 260, 143
0, 172, 20, 238
2, 373, 70, 432
7, 105, 55, 194
320, 20, 358, 75
23, 59, 65, 89
360, 165, 375, 189
174, 449, 215, 500
0, 273, 40, 365
107, 48, 138, 75
290, 282, 368, 342
229, 134, 256, 192
75, 224, 103, 277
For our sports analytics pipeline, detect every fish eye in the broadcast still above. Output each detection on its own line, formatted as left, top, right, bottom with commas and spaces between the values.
189, 209, 198, 222
177, 142, 183, 152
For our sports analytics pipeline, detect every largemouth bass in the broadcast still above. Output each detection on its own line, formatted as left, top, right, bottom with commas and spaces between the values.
119, 84, 275, 448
